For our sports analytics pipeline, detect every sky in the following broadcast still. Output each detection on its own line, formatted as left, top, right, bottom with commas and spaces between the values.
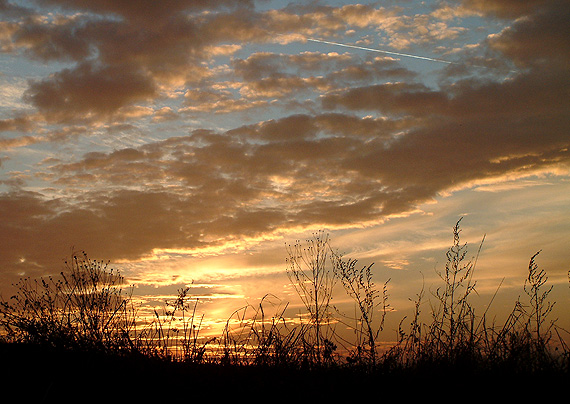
1, 0, 569, 340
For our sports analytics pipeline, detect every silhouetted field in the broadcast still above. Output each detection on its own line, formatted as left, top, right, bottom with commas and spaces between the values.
1, 339, 566, 402
1, 219, 568, 401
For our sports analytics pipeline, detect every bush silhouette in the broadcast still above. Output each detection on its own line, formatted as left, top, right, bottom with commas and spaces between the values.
0, 251, 136, 353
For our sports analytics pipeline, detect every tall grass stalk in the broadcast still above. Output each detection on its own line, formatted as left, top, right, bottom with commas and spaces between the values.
332, 253, 390, 369
285, 231, 337, 366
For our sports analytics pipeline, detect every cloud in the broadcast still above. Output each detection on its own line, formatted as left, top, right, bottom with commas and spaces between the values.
1, 0, 569, 295
12, 14, 92, 62
177, 49, 415, 114
23, 61, 157, 122
0, 112, 403, 278
0, 115, 33, 133
462, 0, 553, 18
486, 1, 570, 69
0, 189, 194, 283
2, 3, 246, 123
3, 83, 565, 277
152, 107, 179, 123
0, 135, 39, 150
320, 73, 569, 205
34, 0, 254, 22
233, 51, 414, 83
1, 2, 421, 125
0, 0, 33, 19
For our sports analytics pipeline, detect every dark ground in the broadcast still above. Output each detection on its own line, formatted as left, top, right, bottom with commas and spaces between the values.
0, 342, 566, 403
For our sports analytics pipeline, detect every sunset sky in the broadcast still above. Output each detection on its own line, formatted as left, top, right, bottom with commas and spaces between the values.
1, 0, 569, 339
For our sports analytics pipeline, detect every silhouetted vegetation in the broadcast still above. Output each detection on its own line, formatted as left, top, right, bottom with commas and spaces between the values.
1, 219, 568, 399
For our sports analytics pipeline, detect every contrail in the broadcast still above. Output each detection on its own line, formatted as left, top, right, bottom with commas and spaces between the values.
306, 37, 457, 66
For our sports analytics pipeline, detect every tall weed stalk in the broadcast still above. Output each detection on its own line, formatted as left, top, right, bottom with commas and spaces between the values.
332, 254, 390, 368
285, 231, 337, 366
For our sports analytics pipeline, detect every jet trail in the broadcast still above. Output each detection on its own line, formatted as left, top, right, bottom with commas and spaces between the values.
307, 37, 457, 65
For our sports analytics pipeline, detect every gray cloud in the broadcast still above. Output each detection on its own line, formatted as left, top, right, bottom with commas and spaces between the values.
33, 0, 253, 22
486, 1, 570, 69
23, 61, 157, 122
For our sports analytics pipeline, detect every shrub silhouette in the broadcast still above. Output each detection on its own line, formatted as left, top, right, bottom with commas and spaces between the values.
0, 251, 136, 353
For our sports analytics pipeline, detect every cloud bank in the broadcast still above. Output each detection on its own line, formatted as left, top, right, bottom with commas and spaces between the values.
0, 0, 568, 288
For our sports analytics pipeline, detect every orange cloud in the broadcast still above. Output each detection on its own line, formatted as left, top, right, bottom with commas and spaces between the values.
462, 0, 553, 18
